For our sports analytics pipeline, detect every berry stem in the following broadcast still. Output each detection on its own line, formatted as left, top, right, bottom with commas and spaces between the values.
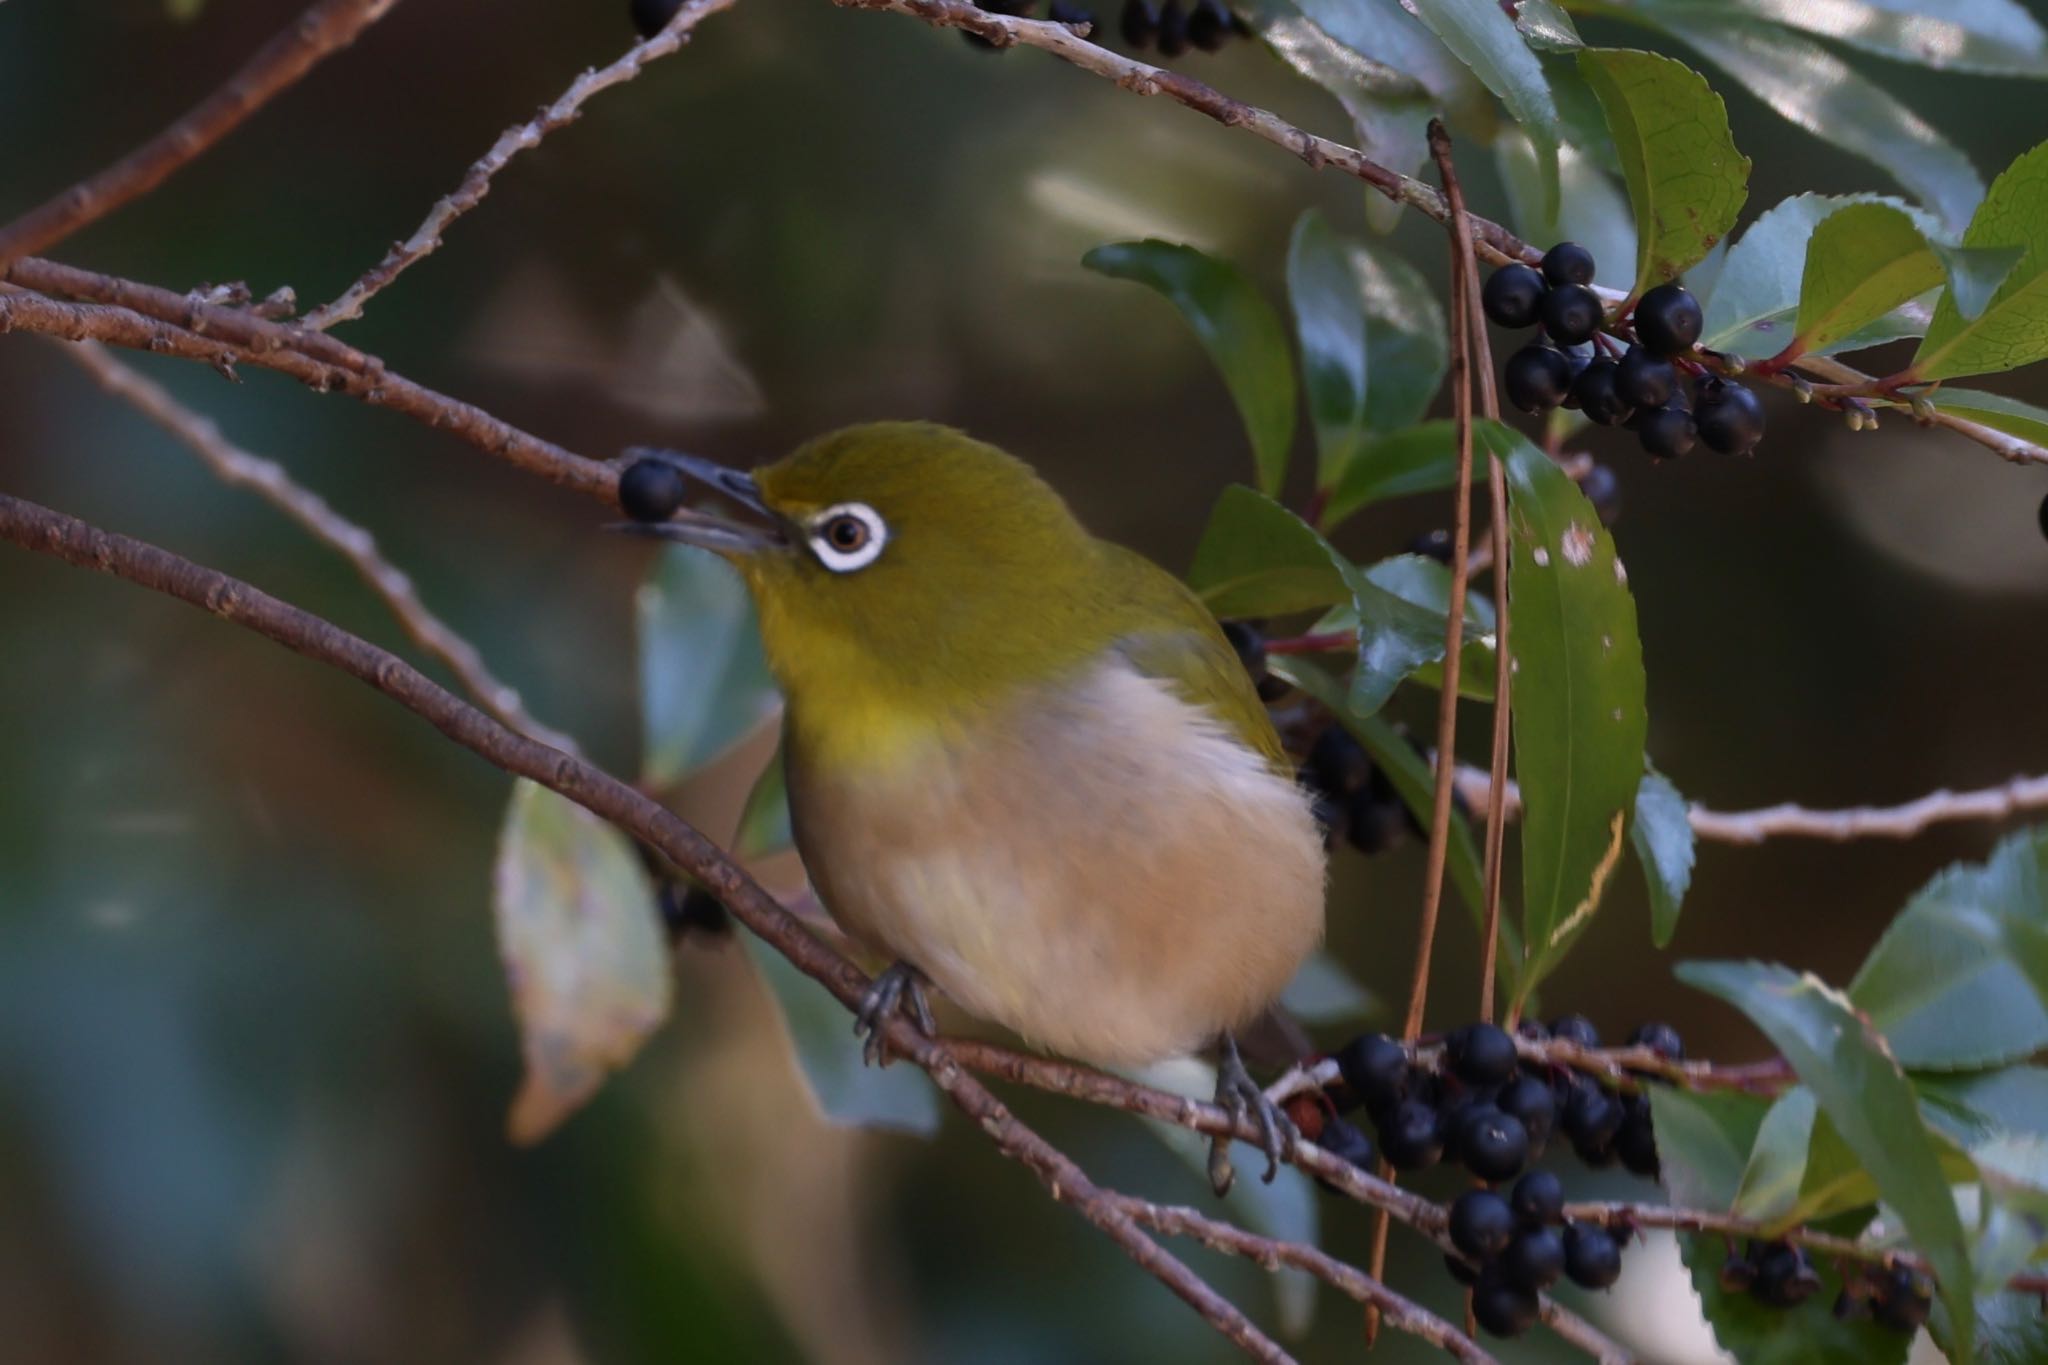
1263, 629, 1357, 655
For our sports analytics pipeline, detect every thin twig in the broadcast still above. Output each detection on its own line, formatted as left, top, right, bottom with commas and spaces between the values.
0, 0, 404, 269
305, 0, 739, 329
55, 339, 580, 754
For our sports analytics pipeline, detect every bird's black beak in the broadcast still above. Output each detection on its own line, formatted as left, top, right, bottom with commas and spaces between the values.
607, 448, 785, 555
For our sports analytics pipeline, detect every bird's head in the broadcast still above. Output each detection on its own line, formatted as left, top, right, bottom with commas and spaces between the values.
626, 422, 1117, 721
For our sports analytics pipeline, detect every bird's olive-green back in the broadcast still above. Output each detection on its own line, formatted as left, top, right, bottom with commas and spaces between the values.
733, 423, 1285, 772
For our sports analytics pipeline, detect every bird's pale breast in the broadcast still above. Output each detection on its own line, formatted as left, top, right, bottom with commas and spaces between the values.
786, 655, 1327, 1070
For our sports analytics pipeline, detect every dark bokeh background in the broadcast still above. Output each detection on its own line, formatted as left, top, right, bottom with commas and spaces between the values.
3, 3, 2046, 1362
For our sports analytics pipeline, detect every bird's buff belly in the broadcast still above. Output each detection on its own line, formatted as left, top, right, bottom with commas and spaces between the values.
787, 661, 1327, 1071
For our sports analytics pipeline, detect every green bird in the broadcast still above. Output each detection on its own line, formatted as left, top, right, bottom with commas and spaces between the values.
631, 422, 1326, 1179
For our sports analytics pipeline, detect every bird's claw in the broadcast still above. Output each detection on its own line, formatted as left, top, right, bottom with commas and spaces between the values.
1209, 1034, 1298, 1197
854, 961, 936, 1066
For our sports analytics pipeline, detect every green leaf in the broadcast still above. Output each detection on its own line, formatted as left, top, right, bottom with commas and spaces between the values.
493, 780, 670, 1144
1407, 0, 1563, 221
1280, 950, 1376, 1025
1701, 194, 1946, 358
1679, 1227, 1912, 1365
1850, 827, 2048, 1070
638, 544, 778, 787
1714, 0, 2048, 78
1186, 487, 1457, 714
738, 932, 941, 1137
1496, 132, 1636, 294
734, 751, 791, 859
1084, 241, 1297, 495
1936, 1291, 2048, 1365
1918, 1066, 2048, 1148
1631, 766, 1694, 948
1288, 211, 1370, 491
1646, 1086, 1772, 1209
1912, 141, 2048, 381
1794, 203, 1950, 354
1496, 423, 1647, 1003
1678, 960, 1976, 1355
1352, 241, 1448, 437
1638, 10, 1982, 233
1514, 0, 1582, 51
1575, 47, 1749, 292
1321, 421, 1461, 528
1926, 389, 2048, 447
1732, 1086, 1816, 1223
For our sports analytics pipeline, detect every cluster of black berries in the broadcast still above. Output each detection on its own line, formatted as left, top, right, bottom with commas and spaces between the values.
1297, 723, 1419, 855
1836, 1261, 1936, 1333
1116, 0, 1245, 55
1482, 243, 1765, 460
1315, 1017, 1680, 1338
618, 455, 690, 523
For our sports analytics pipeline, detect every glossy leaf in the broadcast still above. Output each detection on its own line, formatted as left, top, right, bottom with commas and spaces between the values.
1927, 389, 2048, 448
1647, 1086, 1771, 1209
1717, 0, 2048, 78
638, 544, 778, 787
1321, 421, 1461, 526
1186, 487, 1456, 714
1514, 0, 1581, 51
734, 751, 792, 859
1643, 10, 1982, 233
1679, 1226, 1911, 1365
494, 780, 670, 1144
1631, 766, 1694, 948
1701, 194, 1939, 358
1352, 240, 1448, 437
1289, 211, 1371, 490
1496, 132, 1636, 293
1576, 47, 1749, 292
1678, 960, 1976, 1355
739, 932, 941, 1137
1794, 203, 1949, 354
1496, 423, 1647, 1003
1850, 827, 2048, 1070
1407, 0, 1562, 221
1085, 241, 1297, 495
1912, 141, 2048, 380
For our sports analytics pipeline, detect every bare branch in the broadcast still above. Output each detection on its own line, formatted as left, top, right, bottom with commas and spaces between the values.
0, 0, 404, 269
56, 339, 580, 754
306, 0, 740, 329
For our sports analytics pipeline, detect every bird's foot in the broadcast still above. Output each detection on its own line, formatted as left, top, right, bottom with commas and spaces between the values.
1208, 1033, 1299, 1196
854, 960, 936, 1066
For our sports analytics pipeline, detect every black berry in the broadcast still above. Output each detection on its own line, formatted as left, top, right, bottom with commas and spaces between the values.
1548, 1015, 1600, 1049
1505, 345, 1574, 414
1500, 1227, 1566, 1291
1448, 1023, 1519, 1087
1872, 1265, 1933, 1332
1471, 1270, 1541, 1338
1449, 1189, 1518, 1261
1627, 1021, 1685, 1062
618, 457, 689, 522
1637, 405, 1698, 460
1219, 620, 1287, 701
1377, 1098, 1444, 1170
2039, 490, 2048, 543
1695, 380, 1766, 454
1348, 794, 1409, 854
1336, 1033, 1410, 1114
1482, 264, 1548, 330
1751, 1242, 1822, 1308
1048, 0, 1094, 24
1615, 1096, 1660, 1178
1564, 1080, 1625, 1165
1155, 0, 1190, 53
1541, 282, 1604, 346
1571, 358, 1633, 426
1186, 0, 1229, 48
1444, 1252, 1480, 1287
1119, 0, 1159, 44
1308, 725, 1373, 797
1563, 1223, 1624, 1289
630, 0, 685, 37
1316, 1115, 1375, 1169
1614, 346, 1676, 409
658, 883, 732, 939
1497, 1074, 1557, 1151
1542, 241, 1598, 288
1633, 283, 1703, 355
1719, 1252, 1757, 1293
1580, 463, 1621, 524
1407, 528, 1454, 563
1509, 1169, 1564, 1228
1458, 1106, 1530, 1183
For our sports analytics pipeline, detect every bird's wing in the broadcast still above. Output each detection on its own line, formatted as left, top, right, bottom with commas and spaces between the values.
1101, 546, 1292, 773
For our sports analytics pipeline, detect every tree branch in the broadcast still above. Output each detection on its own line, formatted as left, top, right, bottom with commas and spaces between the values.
0, 0, 404, 269
305, 0, 740, 329
55, 339, 580, 754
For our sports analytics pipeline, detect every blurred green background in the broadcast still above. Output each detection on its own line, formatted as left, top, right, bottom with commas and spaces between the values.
3, 2, 2047, 1362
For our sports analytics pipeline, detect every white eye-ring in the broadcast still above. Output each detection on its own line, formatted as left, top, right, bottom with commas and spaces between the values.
807, 502, 889, 573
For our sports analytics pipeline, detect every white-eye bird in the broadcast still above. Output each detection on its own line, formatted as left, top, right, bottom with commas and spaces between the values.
632, 423, 1327, 1179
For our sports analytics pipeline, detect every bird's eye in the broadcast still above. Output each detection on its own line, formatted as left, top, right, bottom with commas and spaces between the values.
807, 502, 888, 573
